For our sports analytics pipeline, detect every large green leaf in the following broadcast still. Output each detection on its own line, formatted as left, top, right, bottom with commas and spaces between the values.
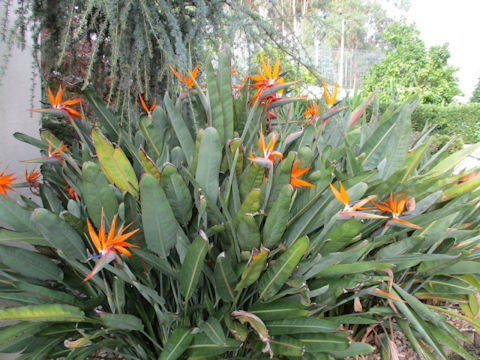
0, 245, 63, 281
0, 195, 37, 233
214, 252, 237, 302
84, 89, 120, 141
100, 313, 144, 331
160, 163, 193, 226
0, 229, 48, 246
164, 93, 195, 166
81, 161, 118, 228
360, 100, 416, 174
159, 327, 193, 360
91, 127, 139, 198
263, 185, 293, 248
249, 300, 307, 321
233, 188, 261, 251
179, 233, 208, 301
31, 208, 87, 261
270, 335, 304, 357
294, 333, 349, 352
198, 317, 226, 345
195, 127, 222, 203
0, 304, 84, 322
186, 334, 239, 359
258, 236, 309, 301
140, 174, 179, 258
266, 318, 337, 335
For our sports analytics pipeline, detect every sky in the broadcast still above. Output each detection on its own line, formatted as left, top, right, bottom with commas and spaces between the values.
400, 0, 480, 102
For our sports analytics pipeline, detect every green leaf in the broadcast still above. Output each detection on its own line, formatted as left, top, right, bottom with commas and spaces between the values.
214, 252, 237, 302
160, 163, 193, 226
180, 233, 209, 301
0, 229, 48, 246
164, 93, 195, 166
132, 248, 176, 278
159, 327, 193, 360
139, 116, 163, 158
314, 262, 394, 277
198, 317, 226, 345
92, 127, 139, 198
0, 304, 84, 322
258, 236, 309, 301
249, 300, 307, 321
186, 334, 239, 359
270, 335, 304, 357
138, 148, 162, 180
31, 208, 87, 261
0, 195, 37, 233
360, 100, 416, 175
329, 342, 375, 358
82, 161, 119, 228
239, 165, 264, 201
15, 282, 79, 306
266, 151, 295, 210
84, 89, 120, 141
195, 127, 222, 203
0, 245, 63, 281
0, 322, 47, 351
100, 313, 144, 331
427, 142, 480, 176
140, 174, 179, 258
321, 218, 363, 254
263, 185, 293, 248
234, 188, 261, 251
294, 333, 349, 352
266, 318, 337, 335
235, 247, 269, 291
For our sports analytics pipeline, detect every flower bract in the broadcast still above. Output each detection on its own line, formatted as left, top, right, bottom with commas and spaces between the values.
0, 168, 16, 197
290, 161, 314, 188
84, 214, 139, 281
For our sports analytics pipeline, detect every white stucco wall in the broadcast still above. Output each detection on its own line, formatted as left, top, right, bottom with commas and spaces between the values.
0, 43, 41, 200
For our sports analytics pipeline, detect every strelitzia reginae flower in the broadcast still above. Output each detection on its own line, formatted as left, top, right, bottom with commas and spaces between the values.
0, 168, 16, 198
290, 161, 314, 188
83, 213, 139, 282
373, 193, 422, 229
330, 181, 387, 220
323, 80, 338, 107
30, 86, 83, 120
169, 64, 205, 89
249, 55, 285, 105
138, 94, 156, 118
303, 100, 321, 125
248, 128, 283, 168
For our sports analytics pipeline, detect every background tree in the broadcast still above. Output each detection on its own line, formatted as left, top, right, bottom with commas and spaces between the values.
362, 21, 461, 104
470, 77, 480, 103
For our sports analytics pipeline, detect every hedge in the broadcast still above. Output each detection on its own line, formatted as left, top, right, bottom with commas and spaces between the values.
411, 103, 480, 143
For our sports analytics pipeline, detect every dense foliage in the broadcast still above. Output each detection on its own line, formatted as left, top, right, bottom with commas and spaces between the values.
410, 103, 480, 144
0, 53, 480, 359
362, 21, 461, 104
470, 77, 480, 103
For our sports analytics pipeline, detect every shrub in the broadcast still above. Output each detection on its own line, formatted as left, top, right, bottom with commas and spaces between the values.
411, 103, 480, 144
1, 52, 480, 359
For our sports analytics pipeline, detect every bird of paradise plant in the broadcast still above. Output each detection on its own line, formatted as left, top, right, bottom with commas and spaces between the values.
139, 94, 156, 118
84, 213, 139, 282
48, 140, 68, 159
248, 55, 284, 105
169, 64, 205, 89
330, 182, 386, 219
323, 80, 338, 107
373, 193, 422, 229
248, 128, 283, 168
30, 86, 83, 120
0, 168, 16, 197
289, 161, 314, 187
303, 100, 321, 125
